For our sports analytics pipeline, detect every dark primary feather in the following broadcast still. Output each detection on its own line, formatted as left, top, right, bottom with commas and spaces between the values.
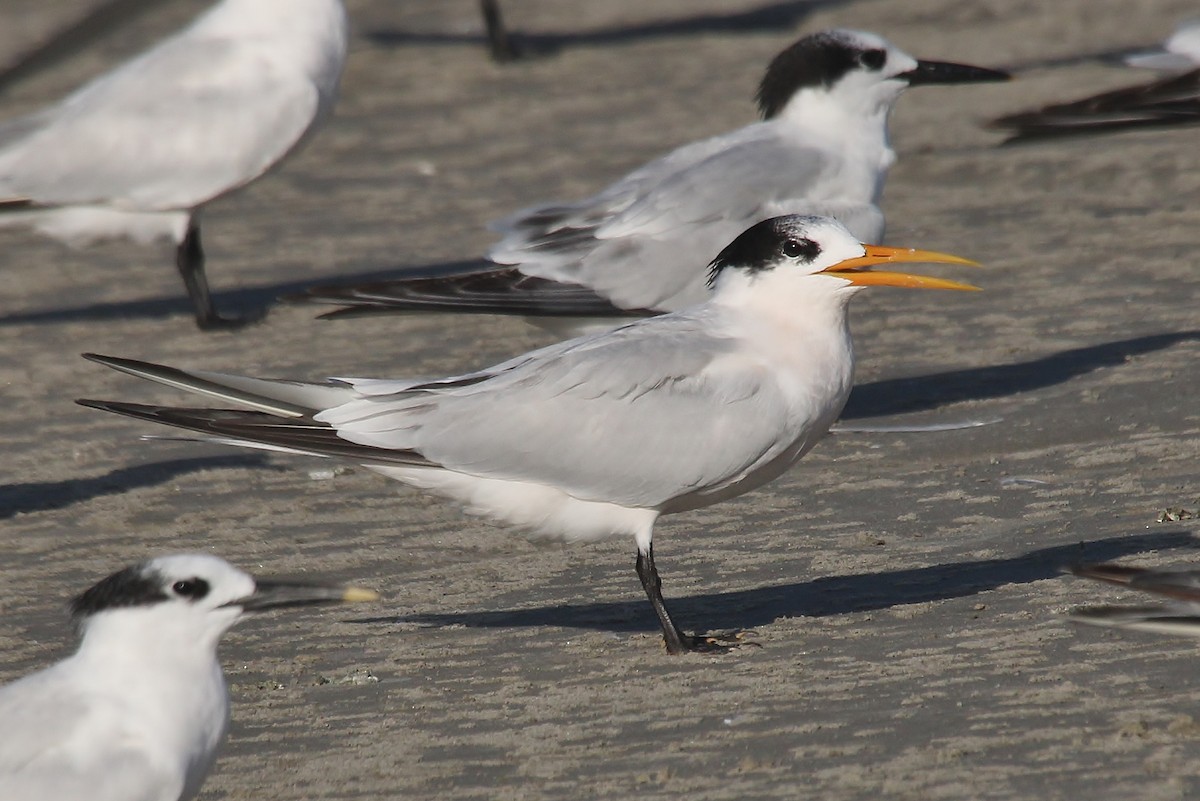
990, 68, 1200, 141
74, 398, 438, 468
1072, 563, 1200, 603
291, 268, 648, 319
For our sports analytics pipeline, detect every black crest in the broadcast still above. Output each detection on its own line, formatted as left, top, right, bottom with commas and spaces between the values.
70, 564, 169, 621
707, 218, 822, 287
757, 31, 878, 119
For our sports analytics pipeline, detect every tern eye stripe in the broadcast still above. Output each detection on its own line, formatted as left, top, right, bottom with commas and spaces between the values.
860, 49, 887, 70
782, 238, 820, 260
172, 579, 211, 601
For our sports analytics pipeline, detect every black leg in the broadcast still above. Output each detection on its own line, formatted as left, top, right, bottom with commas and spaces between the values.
635, 545, 746, 655
175, 223, 257, 330
636, 544, 691, 654
480, 0, 519, 62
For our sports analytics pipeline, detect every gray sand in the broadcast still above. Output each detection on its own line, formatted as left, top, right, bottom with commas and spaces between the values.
0, 0, 1198, 799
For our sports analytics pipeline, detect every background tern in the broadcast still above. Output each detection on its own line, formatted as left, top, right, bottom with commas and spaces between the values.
1069, 562, 1200, 637
0, 0, 348, 329
0, 553, 377, 801
295, 30, 1005, 332
991, 21, 1200, 142
80, 215, 979, 654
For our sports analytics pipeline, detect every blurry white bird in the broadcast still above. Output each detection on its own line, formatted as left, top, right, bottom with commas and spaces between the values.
295, 30, 1004, 331
0, 553, 377, 800
1070, 562, 1200, 637
0, 0, 348, 329
80, 215, 978, 654
991, 20, 1200, 142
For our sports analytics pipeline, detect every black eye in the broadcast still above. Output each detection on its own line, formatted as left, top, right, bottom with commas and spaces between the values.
172, 578, 210, 600
859, 49, 886, 70
782, 238, 818, 260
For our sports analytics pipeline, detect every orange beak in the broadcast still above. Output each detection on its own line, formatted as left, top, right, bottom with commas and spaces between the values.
820, 244, 981, 291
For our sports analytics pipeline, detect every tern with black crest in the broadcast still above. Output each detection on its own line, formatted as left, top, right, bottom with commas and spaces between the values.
81, 216, 979, 654
0, 553, 377, 800
295, 30, 1005, 332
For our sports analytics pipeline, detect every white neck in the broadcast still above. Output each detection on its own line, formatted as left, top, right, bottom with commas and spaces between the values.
711, 271, 860, 414
192, 0, 348, 95
72, 612, 231, 799
771, 84, 901, 203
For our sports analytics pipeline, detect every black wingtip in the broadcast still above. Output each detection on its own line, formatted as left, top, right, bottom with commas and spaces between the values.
81, 352, 144, 371
1069, 563, 1145, 586
76, 397, 153, 417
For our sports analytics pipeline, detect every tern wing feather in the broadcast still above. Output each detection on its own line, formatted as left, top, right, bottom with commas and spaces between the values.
323, 312, 817, 507
0, 36, 323, 209
991, 68, 1200, 141
489, 128, 875, 311
294, 268, 643, 318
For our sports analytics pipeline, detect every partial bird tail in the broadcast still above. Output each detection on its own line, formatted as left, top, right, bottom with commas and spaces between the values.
989, 68, 1200, 142
287, 268, 641, 319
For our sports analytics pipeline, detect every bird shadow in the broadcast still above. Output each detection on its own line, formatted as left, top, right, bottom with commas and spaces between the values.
355, 530, 1198, 635
0, 454, 278, 520
841, 329, 1200, 419
366, 0, 853, 60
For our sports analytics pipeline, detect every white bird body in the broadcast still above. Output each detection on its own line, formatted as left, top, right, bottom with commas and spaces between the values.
0, 611, 230, 801
82, 215, 978, 653
297, 31, 1004, 328
0, 554, 375, 800
0, 0, 348, 327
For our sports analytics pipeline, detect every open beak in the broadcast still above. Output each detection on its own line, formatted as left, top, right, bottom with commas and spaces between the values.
900, 59, 1011, 86
820, 244, 981, 291
228, 579, 380, 612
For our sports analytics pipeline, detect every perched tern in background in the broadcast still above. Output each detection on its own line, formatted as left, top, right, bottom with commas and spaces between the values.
991, 21, 1200, 142
0, 553, 377, 801
80, 215, 979, 654
0, 0, 348, 329
1069, 562, 1200, 637
296, 30, 1005, 332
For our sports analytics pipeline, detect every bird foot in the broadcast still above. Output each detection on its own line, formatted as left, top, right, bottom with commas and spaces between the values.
195, 310, 265, 331
666, 630, 760, 655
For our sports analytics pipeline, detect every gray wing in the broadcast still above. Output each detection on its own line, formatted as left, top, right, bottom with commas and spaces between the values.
321, 310, 814, 507
0, 667, 178, 801
0, 35, 324, 209
489, 125, 881, 310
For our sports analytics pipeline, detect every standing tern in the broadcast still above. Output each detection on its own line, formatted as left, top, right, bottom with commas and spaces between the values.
1069, 563, 1200, 637
0, 553, 377, 801
80, 215, 979, 654
0, 0, 348, 329
295, 30, 1005, 331
991, 22, 1200, 142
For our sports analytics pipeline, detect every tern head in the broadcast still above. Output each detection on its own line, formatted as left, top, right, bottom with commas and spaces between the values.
70, 554, 378, 651
706, 215, 979, 302
757, 29, 1010, 121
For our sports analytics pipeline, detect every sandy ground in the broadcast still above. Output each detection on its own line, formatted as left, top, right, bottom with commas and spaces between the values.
0, 0, 1198, 798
